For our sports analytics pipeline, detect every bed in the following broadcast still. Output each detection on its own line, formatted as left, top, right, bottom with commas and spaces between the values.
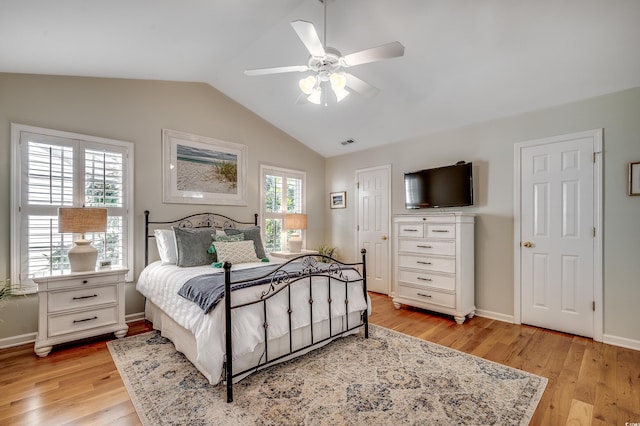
138, 210, 369, 402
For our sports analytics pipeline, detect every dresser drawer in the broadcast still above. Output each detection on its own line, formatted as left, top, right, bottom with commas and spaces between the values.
397, 224, 424, 238
48, 306, 118, 337
48, 284, 117, 313
397, 285, 455, 308
398, 254, 455, 274
398, 239, 455, 256
46, 273, 120, 290
398, 270, 456, 292
426, 223, 456, 239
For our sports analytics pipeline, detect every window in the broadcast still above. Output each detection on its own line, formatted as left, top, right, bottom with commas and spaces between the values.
260, 165, 306, 253
11, 124, 134, 292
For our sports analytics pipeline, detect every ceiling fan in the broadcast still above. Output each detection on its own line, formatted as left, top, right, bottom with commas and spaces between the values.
244, 0, 404, 105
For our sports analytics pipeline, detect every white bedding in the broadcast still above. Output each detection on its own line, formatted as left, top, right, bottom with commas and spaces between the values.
136, 259, 368, 384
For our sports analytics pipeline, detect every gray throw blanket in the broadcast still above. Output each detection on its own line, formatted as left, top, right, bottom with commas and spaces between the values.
178, 262, 333, 314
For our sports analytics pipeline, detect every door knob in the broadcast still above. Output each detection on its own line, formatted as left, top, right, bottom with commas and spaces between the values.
381, 236, 388, 240
522, 241, 532, 248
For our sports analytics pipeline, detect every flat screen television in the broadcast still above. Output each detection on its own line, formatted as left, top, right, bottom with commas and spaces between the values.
404, 162, 473, 209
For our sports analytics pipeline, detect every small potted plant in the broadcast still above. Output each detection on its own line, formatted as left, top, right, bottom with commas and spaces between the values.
316, 244, 338, 262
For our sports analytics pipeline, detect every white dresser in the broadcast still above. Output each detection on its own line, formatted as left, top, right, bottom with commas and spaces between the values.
392, 213, 475, 324
33, 268, 129, 357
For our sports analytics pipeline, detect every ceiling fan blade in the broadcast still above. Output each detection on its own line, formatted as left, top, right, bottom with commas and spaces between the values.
344, 73, 380, 98
244, 65, 309, 76
290, 20, 326, 57
341, 41, 405, 67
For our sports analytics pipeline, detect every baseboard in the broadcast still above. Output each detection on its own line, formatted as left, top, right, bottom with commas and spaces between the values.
126, 312, 146, 323
602, 334, 640, 351
474, 309, 515, 324
0, 332, 37, 349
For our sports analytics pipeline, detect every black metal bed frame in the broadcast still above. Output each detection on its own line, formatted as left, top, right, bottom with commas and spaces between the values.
144, 211, 368, 403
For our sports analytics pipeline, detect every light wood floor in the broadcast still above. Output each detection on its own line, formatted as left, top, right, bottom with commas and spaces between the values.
1, 293, 638, 425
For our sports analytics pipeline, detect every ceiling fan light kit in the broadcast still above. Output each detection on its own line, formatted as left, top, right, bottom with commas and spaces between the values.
244, 0, 404, 105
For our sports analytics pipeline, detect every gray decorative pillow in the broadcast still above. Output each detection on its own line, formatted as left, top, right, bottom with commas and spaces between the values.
213, 241, 261, 264
224, 226, 266, 259
173, 227, 216, 267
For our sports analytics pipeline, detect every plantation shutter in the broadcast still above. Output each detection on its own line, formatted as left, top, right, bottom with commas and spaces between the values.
11, 124, 134, 292
261, 166, 306, 253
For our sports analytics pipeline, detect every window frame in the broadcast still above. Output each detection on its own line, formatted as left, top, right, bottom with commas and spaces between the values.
10, 123, 135, 292
260, 164, 307, 253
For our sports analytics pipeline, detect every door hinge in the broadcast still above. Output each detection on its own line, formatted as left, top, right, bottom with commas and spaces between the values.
592, 152, 596, 163
592, 227, 596, 237
357, 182, 360, 189
592, 301, 595, 311
357, 225, 360, 231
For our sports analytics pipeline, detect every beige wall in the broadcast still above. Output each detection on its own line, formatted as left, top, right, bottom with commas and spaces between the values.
326, 88, 640, 344
0, 73, 326, 341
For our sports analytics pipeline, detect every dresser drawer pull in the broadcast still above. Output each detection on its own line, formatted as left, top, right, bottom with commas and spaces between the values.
417, 277, 432, 281
432, 229, 449, 233
417, 245, 432, 249
417, 293, 432, 298
82, 280, 88, 284
416, 261, 432, 265
72, 294, 98, 300
73, 316, 98, 323
403, 228, 420, 232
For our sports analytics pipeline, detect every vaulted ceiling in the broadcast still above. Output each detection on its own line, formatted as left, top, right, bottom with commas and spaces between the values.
2, 0, 639, 157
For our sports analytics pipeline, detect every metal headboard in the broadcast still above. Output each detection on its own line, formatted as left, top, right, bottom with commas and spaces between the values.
144, 210, 258, 266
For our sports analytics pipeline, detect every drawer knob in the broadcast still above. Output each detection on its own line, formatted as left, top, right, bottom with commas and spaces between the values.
82, 280, 88, 284
417, 292, 432, 298
72, 294, 98, 300
73, 316, 98, 323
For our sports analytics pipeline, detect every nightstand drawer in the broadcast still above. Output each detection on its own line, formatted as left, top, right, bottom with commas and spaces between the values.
398, 254, 455, 274
46, 273, 119, 290
397, 285, 455, 308
48, 306, 118, 337
48, 285, 117, 313
398, 239, 455, 256
398, 270, 456, 292
426, 224, 456, 239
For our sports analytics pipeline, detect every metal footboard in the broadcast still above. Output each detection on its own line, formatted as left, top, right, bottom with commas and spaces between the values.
223, 249, 368, 402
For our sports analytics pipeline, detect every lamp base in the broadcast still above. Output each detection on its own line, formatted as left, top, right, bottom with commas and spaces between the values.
68, 239, 98, 273
288, 235, 303, 254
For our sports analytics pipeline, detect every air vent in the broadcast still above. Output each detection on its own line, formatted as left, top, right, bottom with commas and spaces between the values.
340, 139, 356, 146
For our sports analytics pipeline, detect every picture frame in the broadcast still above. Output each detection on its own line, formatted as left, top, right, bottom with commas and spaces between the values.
162, 129, 248, 205
629, 161, 640, 196
330, 191, 346, 209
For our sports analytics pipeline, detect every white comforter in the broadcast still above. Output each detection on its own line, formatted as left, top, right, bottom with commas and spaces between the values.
136, 260, 368, 384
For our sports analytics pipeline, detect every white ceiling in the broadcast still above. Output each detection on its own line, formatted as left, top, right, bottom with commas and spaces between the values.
2, 0, 639, 157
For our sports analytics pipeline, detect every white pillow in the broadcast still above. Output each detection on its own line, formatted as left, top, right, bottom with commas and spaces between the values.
212, 240, 260, 264
154, 229, 177, 265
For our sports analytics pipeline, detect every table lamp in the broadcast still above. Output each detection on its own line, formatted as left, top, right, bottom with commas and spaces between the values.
58, 207, 107, 272
284, 213, 307, 253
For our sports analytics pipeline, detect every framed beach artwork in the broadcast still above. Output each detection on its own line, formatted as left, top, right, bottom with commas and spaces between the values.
330, 191, 346, 209
162, 129, 248, 205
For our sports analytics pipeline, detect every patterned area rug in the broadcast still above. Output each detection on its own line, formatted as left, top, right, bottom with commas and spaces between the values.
108, 325, 547, 425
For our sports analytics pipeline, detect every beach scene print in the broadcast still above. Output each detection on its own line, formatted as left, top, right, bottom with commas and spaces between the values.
176, 144, 238, 194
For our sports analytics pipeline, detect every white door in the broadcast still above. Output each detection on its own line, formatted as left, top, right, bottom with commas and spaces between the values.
515, 130, 602, 338
357, 165, 391, 294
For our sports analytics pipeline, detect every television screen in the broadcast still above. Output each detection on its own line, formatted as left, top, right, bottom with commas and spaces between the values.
404, 162, 473, 209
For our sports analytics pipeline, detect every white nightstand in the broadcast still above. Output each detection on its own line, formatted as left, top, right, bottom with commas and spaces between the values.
270, 249, 319, 259
33, 268, 129, 357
